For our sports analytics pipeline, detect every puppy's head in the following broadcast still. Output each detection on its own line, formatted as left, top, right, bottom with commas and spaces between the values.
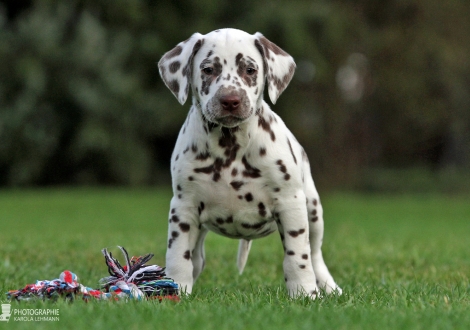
159, 28, 296, 128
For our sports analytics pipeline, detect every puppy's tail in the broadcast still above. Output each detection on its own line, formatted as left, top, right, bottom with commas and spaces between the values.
237, 239, 252, 274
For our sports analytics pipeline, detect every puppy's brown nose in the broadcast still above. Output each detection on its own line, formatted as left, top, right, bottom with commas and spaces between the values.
220, 95, 241, 112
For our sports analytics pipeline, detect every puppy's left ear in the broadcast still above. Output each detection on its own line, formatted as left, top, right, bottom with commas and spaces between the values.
254, 33, 296, 104
158, 33, 204, 105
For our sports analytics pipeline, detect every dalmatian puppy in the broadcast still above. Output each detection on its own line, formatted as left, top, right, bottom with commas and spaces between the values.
158, 28, 341, 298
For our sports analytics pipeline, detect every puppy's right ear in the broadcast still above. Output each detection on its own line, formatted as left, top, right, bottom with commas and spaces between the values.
158, 33, 204, 105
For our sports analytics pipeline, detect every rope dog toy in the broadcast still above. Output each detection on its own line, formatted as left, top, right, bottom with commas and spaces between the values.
7, 246, 179, 302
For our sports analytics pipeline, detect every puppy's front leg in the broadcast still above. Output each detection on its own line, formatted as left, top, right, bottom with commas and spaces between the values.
165, 197, 200, 295
277, 191, 319, 298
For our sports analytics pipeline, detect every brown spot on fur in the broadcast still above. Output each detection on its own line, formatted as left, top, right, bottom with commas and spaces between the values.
288, 228, 305, 237
258, 115, 276, 141
258, 202, 267, 217
196, 151, 211, 161
276, 160, 287, 173
168, 80, 180, 94
198, 201, 205, 216
163, 46, 183, 60
169, 61, 181, 73
219, 127, 240, 165
241, 221, 267, 230
230, 181, 244, 190
181, 40, 203, 78
235, 53, 243, 65
179, 223, 190, 232
208, 157, 225, 182
242, 156, 261, 178
287, 138, 297, 164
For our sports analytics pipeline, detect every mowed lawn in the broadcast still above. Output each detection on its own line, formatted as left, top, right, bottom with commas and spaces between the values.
0, 188, 469, 329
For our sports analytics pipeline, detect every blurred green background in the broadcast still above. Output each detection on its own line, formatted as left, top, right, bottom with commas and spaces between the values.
1, 0, 469, 191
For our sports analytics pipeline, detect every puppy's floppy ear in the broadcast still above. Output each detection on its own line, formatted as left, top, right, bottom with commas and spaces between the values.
254, 32, 296, 104
158, 33, 204, 105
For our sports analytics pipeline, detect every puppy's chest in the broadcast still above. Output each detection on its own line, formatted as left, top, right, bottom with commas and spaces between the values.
202, 184, 277, 238
183, 156, 279, 239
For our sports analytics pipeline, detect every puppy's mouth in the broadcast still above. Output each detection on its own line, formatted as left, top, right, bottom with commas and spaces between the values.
214, 115, 247, 127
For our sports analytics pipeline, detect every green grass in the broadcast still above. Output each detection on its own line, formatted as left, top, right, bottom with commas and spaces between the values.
0, 188, 469, 329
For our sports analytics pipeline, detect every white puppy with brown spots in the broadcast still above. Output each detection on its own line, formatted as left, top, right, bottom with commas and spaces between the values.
158, 28, 341, 298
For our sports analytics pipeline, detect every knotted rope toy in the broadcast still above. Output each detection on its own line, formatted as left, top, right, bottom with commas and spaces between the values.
7, 246, 179, 302
6, 270, 81, 301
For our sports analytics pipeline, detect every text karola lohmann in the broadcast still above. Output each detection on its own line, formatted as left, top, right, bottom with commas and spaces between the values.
12, 308, 59, 322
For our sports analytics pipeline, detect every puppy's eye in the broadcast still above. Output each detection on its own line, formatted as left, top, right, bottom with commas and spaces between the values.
246, 67, 256, 75
203, 67, 214, 75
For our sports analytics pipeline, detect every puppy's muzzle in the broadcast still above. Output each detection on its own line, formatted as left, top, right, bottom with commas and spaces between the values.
209, 87, 250, 127
220, 95, 241, 114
